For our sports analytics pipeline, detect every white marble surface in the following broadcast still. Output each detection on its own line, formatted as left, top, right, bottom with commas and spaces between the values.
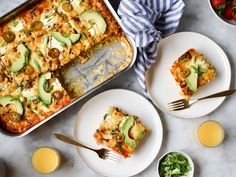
0, 0, 236, 177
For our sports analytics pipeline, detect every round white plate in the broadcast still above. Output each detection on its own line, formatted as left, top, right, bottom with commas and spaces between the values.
74, 89, 163, 177
146, 32, 231, 119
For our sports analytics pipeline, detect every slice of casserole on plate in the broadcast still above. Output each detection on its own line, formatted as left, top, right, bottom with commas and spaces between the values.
170, 48, 216, 98
94, 106, 148, 158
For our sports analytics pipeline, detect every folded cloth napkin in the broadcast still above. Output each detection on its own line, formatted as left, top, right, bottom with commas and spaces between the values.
118, 0, 185, 94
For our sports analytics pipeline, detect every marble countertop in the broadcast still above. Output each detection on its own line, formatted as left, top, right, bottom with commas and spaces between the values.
0, 0, 236, 177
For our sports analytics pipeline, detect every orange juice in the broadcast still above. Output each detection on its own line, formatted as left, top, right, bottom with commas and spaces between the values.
197, 120, 224, 147
32, 147, 60, 174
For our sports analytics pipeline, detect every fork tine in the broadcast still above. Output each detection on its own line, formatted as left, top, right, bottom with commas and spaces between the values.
106, 153, 120, 160
105, 154, 120, 163
108, 151, 121, 160
169, 105, 186, 111
107, 151, 120, 158
168, 102, 185, 108
168, 99, 185, 105
106, 157, 119, 164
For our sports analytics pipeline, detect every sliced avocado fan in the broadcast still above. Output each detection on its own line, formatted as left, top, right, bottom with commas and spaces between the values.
0, 96, 24, 115
51, 32, 80, 46
38, 72, 52, 105
80, 11, 107, 35
11, 43, 30, 73
186, 67, 198, 92
120, 116, 137, 149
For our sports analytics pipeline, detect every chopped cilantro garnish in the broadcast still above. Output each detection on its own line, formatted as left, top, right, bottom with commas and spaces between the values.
110, 129, 119, 134
34, 59, 41, 71
191, 65, 207, 75
0, 42, 7, 47
103, 113, 109, 120
81, 33, 87, 40
178, 58, 189, 64
159, 152, 192, 177
12, 20, 19, 27
116, 143, 124, 153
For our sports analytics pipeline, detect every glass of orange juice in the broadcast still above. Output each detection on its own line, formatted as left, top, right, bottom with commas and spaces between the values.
32, 147, 61, 174
196, 120, 225, 147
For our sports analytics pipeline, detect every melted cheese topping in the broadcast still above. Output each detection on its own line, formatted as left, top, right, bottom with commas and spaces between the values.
40, 10, 56, 29
11, 20, 24, 32
49, 37, 65, 51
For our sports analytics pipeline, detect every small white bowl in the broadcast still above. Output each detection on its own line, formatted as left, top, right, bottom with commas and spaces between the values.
208, 0, 236, 27
157, 150, 194, 177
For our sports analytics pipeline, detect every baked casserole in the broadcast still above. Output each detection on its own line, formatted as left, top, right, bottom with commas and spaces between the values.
0, 0, 130, 134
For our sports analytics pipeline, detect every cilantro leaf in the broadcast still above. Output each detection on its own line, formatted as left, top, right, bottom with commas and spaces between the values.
159, 152, 192, 177
178, 58, 189, 64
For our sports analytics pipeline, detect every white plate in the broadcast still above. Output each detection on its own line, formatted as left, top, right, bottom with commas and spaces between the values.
146, 32, 231, 119
74, 89, 163, 177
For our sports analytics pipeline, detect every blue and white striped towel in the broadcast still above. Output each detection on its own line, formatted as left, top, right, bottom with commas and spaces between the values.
118, 0, 185, 94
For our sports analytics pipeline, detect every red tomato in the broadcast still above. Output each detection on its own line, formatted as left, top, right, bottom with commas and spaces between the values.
223, 3, 233, 20
211, 0, 226, 9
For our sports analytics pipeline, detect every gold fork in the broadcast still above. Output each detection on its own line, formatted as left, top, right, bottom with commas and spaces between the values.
54, 134, 120, 163
168, 89, 236, 111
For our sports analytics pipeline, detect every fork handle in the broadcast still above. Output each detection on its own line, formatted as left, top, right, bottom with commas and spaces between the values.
54, 133, 96, 151
198, 89, 236, 100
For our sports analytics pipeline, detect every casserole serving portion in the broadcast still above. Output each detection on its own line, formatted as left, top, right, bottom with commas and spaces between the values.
0, 0, 134, 134
170, 49, 216, 98
94, 107, 148, 158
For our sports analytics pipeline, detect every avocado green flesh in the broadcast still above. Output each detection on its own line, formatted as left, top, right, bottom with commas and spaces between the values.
38, 73, 52, 105
11, 44, 29, 73
130, 123, 145, 140
186, 68, 198, 92
0, 96, 24, 115
51, 32, 72, 47
120, 116, 137, 148
69, 34, 81, 44
80, 11, 107, 34
52, 32, 80, 45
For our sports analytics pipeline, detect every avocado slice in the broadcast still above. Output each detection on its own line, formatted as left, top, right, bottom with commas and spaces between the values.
51, 32, 80, 45
0, 96, 24, 115
11, 44, 30, 73
120, 116, 136, 148
38, 72, 52, 105
130, 123, 145, 140
80, 11, 107, 35
69, 34, 81, 44
51, 32, 72, 47
186, 68, 198, 92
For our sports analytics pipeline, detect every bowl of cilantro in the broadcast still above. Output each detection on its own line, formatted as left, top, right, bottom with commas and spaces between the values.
157, 151, 194, 177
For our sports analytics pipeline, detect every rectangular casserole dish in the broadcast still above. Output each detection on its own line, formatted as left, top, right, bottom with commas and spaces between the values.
0, 0, 137, 137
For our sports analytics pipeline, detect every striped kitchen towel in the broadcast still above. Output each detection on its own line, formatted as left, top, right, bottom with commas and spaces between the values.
118, 0, 185, 94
